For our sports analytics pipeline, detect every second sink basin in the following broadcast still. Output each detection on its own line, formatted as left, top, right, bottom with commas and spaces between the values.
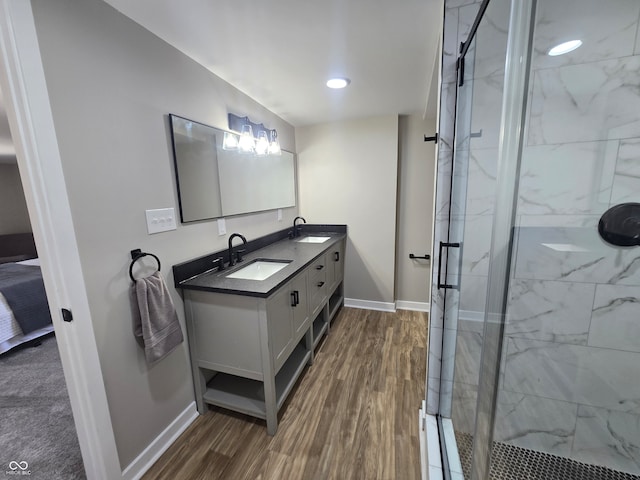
296, 235, 331, 243
226, 259, 291, 281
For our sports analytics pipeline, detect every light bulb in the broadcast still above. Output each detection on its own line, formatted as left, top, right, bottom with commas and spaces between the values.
255, 130, 269, 156
238, 124, 255, 153
326, 77, 350, 89
222, 132, 239, 150
268, 130, 281, 155
548, 40, 582, 56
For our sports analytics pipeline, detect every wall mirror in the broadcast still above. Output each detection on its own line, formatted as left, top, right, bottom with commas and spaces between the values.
169, 114, 296, 223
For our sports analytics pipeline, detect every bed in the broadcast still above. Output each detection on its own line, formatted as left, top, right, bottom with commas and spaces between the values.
0, 233, 53, 354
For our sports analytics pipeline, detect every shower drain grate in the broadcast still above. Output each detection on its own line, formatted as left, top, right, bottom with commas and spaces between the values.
455, 431, 640, 480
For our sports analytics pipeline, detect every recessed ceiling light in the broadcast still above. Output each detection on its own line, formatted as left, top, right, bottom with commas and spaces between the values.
326, 77, 350, 89
548, 40, 582, 56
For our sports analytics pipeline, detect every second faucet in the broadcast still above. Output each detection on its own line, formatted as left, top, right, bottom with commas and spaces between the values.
228, 233, 247, 267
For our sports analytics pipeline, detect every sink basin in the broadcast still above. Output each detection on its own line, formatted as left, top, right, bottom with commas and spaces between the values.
296, 236, 331, 244
226, 259, 291, 281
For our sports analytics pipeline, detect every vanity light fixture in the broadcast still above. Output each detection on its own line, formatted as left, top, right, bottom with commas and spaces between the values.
548, 39, 582, 56
326, 77, 350, 89
227, 113, 281, 155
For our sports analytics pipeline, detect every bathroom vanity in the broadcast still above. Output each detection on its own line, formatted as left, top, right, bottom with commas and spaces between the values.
173, 225, 346, 435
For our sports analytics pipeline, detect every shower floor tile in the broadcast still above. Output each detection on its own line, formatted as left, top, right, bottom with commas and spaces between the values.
455, 431, 640, 480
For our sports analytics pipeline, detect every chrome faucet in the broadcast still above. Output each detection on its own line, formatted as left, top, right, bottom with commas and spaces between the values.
228, 233, 247, 267
293, 216, 306, 238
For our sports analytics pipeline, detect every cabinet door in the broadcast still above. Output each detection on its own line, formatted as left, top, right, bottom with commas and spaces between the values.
291, 272, 309, 338
266, 285, 294, 373
329, 240, 345, 290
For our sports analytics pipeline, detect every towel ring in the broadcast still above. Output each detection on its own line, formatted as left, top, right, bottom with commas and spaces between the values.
129, 249, 161, 282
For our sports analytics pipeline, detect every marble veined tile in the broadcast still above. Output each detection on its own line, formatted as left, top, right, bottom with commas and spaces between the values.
517, 214, 601, 228
457, 3, 480, 49
459, 274, 488, 320
518, 141, 618, 215
469, 74, 505, 150
503, 338, 640, 414
494, 390, 577, 455
513, 225, 640, 285
471, 0, 510, 80
572, 405, 640, 476
453, 329, 483, 386
611, 138, 640, 205
442, 7, 460, 85
427, 377, 441, 414
531, 0, 639, 71
528, 56, 640, 146
452, 381, 478, 435
506, 279, 595, 345
460, 215, 493, 276
442, 326, 459, 383
438, 82, 458, 153
589, 284, 640, 353
465, 149, 497, 216
429, 326, 444, 381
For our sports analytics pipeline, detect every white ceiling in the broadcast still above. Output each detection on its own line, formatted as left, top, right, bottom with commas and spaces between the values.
102, 0, 443, 127
0, 0, 442, 163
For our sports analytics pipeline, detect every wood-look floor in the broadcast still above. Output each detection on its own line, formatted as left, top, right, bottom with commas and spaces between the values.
143, 307, 428, 480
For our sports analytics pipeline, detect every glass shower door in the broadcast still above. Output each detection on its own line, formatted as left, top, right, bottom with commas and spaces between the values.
438, 0, 514, 477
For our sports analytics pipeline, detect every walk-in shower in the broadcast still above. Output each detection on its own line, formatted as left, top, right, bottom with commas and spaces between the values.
428, 0, 640, 478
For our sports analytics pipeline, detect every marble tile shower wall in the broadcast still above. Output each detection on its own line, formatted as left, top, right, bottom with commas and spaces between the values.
496, 1, 640, 475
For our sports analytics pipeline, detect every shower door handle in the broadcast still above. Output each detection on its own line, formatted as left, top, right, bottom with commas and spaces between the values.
437, 241, 461, 290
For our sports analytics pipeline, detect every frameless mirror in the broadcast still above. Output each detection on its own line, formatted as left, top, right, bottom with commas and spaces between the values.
169, 114, 296, 223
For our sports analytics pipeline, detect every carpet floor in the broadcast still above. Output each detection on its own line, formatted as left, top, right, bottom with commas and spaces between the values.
0, 334, 85, 479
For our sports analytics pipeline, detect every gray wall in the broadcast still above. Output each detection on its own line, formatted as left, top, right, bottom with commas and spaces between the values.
0, 163, 31, 234
296, 116, 399, 305
396, 114, 436, 305
31, 0, 297, 469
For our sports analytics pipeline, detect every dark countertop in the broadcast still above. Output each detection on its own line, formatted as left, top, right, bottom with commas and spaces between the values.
173, 225, 346, 298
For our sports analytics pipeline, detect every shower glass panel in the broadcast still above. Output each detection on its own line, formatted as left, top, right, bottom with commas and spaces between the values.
493, 0, 640, 477
440, 0, 640, 478
440, 0, 513, 476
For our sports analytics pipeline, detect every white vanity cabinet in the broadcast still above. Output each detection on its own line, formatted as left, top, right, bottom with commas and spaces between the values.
181, 237, 345, 435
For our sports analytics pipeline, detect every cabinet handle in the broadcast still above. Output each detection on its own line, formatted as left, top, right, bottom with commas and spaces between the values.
316, 264, 324, 270
317, 281, 325, 287
291, 292, 297, 307
334, 252, 340, 262
294, 290, 299, 305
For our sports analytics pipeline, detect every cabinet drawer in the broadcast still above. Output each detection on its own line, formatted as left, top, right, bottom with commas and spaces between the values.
309, 259, 327, 317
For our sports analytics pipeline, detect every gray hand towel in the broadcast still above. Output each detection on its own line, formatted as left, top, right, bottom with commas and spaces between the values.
130, 271, 183, 365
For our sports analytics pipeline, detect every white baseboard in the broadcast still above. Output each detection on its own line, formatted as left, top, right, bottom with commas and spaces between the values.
122, 401, 199, 480
396, 300, 430, 312
344, 298, 397, 312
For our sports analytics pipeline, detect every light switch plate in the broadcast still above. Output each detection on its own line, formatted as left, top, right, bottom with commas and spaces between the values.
218, 218, 226, 235
277, 209, 283, 221
145, 208, 177, 234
